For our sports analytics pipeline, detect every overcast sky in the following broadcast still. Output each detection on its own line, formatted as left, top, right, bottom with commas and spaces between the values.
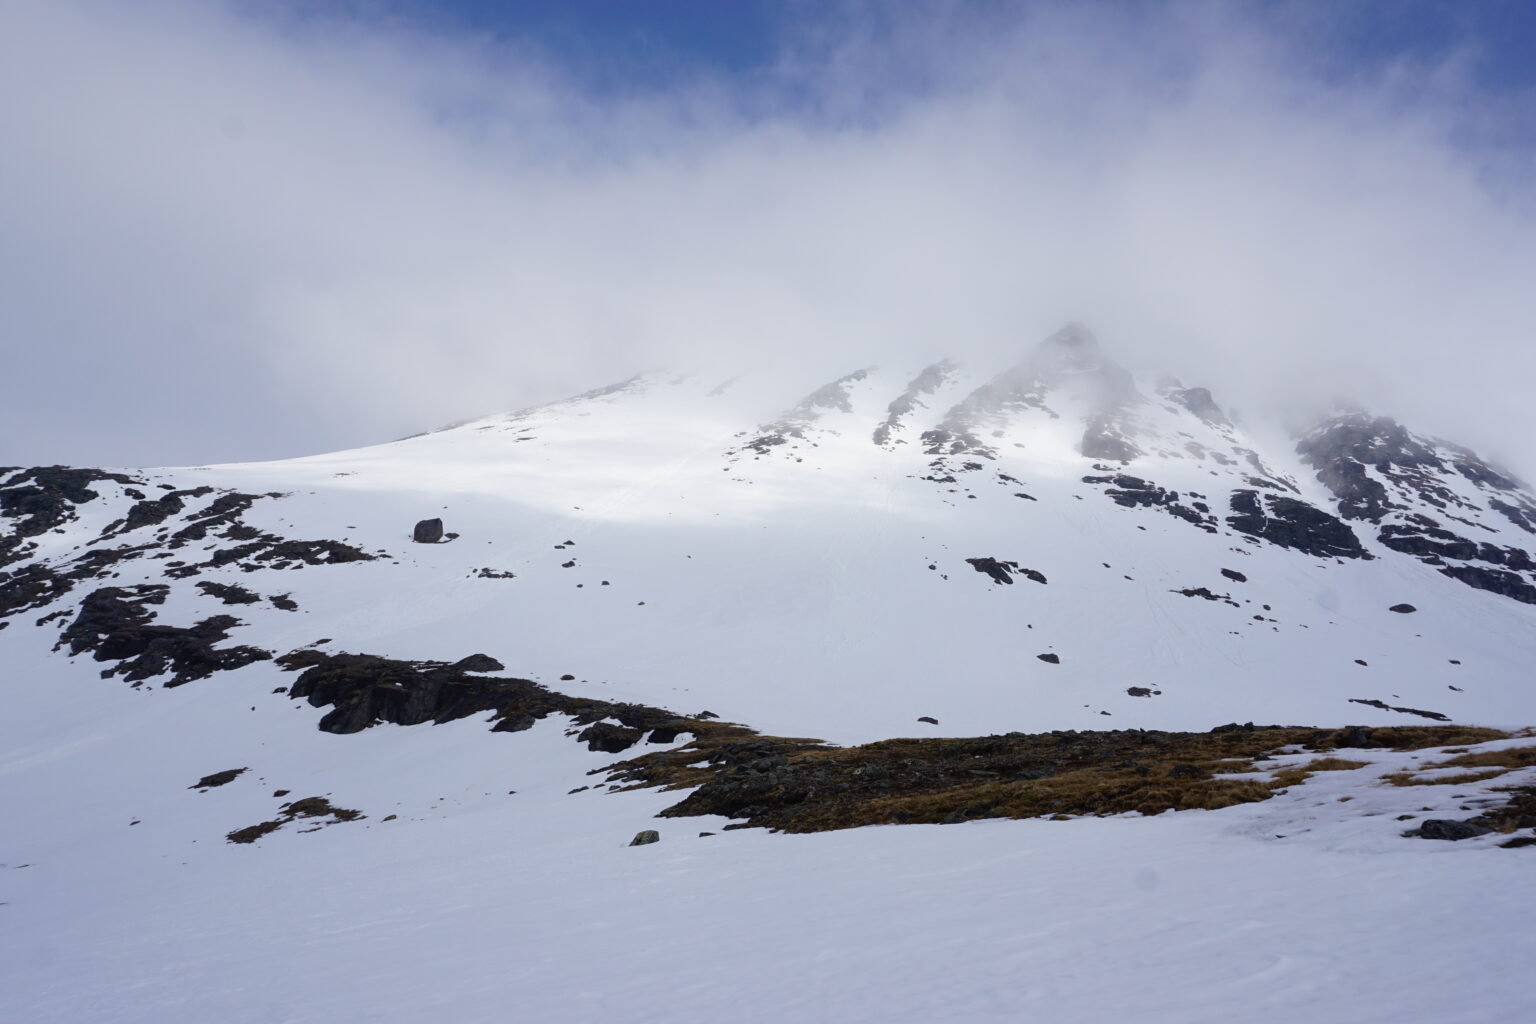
2, 0, 1534, 472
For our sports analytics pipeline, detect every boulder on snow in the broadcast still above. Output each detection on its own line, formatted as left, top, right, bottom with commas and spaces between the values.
452, 653, 504, 673
1036, 653, 1060, 664
629, 830, 661, 847
412, 518, 444, 543
1389, 603, 1417, 614
1413, 819, 1493, 841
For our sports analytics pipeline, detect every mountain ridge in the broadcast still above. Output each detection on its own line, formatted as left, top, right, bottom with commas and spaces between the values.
4, 326, 1535, 746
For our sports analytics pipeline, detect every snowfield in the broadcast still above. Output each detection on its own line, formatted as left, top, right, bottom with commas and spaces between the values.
5, 674, 1534, 1024
5, 330, 1536, 1022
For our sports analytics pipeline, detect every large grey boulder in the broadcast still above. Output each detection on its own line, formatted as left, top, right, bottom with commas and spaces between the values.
412, 518, 444, 543
628, 830, 660, 847
1416, 819, 1493, 841
452, 653, 504, 673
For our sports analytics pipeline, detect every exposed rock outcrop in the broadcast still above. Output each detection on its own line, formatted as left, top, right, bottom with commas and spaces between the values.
56, 585, 272, 687
276, 649, 705, 753
965, 558, 1046, 585
1227, 490, 1367, 559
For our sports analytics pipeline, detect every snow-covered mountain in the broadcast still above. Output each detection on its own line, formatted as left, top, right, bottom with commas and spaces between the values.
5, 326, 1536, 1023
7, 324, 1534, 738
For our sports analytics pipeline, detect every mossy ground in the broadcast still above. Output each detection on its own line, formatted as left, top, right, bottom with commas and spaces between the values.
603, 723, 1507, 833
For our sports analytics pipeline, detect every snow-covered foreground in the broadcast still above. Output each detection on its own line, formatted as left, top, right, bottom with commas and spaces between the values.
4, 644, 1534, 1024
10, 821, 1534, 1024
8, 775, 1534, 1024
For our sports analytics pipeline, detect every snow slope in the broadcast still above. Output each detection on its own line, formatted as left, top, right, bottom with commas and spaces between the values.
5, 675, 1534, 1024
10, 326, 1532, 741
4, 325, 1536, 1023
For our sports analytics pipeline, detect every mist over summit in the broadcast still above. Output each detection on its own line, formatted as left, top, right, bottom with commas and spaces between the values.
4, 0, 1536, 475
7, 4, 1536, 1022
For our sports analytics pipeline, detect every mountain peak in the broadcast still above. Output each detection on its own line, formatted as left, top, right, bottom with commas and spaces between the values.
1033, 322, 1103, 371
1043, 321, 1096, 348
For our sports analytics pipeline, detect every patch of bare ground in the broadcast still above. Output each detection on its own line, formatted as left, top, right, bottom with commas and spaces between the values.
191, 768, 247, 790
1369, 737, 1536, 845
1263, 757, 1373, 789
1477, 785, 1536, 843
226, 796, 364, 844
1381, 740, 1536, 788
601, 724, 1505, 833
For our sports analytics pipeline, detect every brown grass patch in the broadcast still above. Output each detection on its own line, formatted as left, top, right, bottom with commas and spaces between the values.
601, 724, 1509, 833
1379, 746, 1536, 788
1381, 768, 1515, 787
1267, 757, 1373, 790
1433, 745, 1536, 771
1308, 758, 1372, 771
1268, 768, 1312, 789
1354, 726, 1507, 749
1471, 785, 1536, 836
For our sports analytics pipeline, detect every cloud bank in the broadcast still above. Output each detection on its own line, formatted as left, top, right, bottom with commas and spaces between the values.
1, 0, 1533, 471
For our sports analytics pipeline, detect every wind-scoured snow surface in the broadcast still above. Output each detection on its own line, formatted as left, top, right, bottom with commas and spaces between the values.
5, 329, 1536, 1022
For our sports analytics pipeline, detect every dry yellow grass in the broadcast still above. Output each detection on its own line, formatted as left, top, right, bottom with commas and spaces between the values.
1308, 757, 1372, 771
1382, 768, 1512, 787
1435, 745, 1536, 771
1265, 757, 1370, 791
604, 724, 1510, 833
1379, 744, 1536, 788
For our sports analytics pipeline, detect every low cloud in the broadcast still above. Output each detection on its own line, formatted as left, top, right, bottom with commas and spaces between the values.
2, 0, 1533, 472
